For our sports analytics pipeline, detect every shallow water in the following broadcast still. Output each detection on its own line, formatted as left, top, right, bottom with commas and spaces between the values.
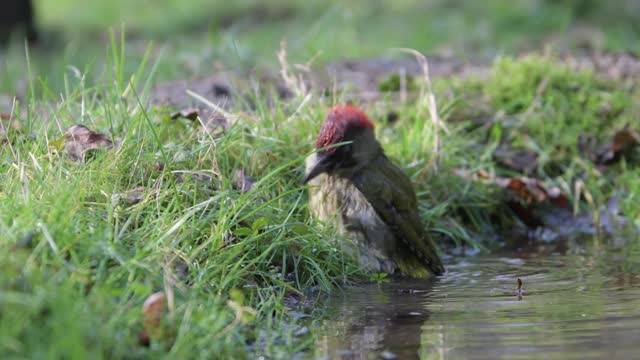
312, 239, 640, 359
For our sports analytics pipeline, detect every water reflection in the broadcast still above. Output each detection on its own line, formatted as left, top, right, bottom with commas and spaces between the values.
315, 279, 436, 359
314, 240, 640, 359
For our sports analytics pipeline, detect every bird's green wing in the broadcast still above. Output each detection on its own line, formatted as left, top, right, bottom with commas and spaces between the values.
352, 155, 445, 276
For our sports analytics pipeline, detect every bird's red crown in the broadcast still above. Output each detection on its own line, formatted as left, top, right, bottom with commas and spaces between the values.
316, 105, 375, 151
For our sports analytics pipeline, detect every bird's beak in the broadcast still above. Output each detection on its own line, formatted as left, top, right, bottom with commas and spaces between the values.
303, 152, 332, 184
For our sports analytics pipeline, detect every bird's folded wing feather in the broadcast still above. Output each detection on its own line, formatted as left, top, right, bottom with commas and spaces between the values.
353, 156, 445, 275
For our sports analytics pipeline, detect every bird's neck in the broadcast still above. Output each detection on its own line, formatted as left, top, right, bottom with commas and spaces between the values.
338, 142, 384, 179
351, 129, 384, 165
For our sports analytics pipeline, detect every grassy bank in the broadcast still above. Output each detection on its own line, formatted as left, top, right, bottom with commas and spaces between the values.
1, 0, 639, 358
2, 45, 638, 357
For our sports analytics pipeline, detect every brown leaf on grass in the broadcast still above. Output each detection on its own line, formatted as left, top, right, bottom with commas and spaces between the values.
112, 186, 158, 205
453, 169, 568, 208
453, 169, 569, 229
1, 113, 22, 142
171, 170, 215, 185
64, 125, 113, 161
201, 110, 229, 136
0, 120, 20, 133
494, 176, 548, 203
497, 177, 568, 208
595, 127, 639, 165
170, 108, 199, 121
233, 168, 254, 193
139, 291, 167, 345
493, 146, 538, 174
170, 108, 229, 137
168, 256, 191, 287
580, 127, 640, 166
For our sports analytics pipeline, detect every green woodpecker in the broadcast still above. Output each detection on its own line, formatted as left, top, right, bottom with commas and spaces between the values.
304, 105, 445, 278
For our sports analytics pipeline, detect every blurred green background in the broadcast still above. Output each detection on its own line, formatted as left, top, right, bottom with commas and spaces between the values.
0, 0, 637, 93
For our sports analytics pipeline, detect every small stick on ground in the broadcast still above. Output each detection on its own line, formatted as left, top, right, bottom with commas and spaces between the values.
516, 278, 524, 300
277, 40, 308, 98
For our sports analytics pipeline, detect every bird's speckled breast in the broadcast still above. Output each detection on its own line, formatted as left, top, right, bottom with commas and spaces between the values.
307, 173, 398, 273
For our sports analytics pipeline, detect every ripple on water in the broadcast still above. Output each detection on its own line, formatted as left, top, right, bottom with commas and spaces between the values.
313, 244, 640, 359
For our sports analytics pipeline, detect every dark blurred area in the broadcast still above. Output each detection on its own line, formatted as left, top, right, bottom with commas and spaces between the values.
0, 0, 37, 44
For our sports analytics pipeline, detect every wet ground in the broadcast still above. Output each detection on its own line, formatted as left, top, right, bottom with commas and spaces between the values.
312, 238, 640, 359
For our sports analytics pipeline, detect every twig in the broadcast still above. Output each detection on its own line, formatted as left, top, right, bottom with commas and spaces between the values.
277, 40, 308, 97
394, 48, 448, 178
518, 76, 549, 125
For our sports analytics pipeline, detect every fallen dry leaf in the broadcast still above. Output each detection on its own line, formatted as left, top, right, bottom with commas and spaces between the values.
496, 177, 568, 208
201, 110, 229, 135
233, 168, 254, 193
493, 146, 538, 174
140, 291, 167, 344
112, 186, 157, 206
64, 124, 113, 161
170, 108, 199, 121
453, 169, 568, 228
168, 256, 191, 287
171, 170, 215, 185
580, 127, 639, 166
1, 113, 34, 147
453, 169, 568, 208
1, 113, 22, 142
170, 107, 229, 137
290, 243, 302, 252
595, 127, 639, 165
